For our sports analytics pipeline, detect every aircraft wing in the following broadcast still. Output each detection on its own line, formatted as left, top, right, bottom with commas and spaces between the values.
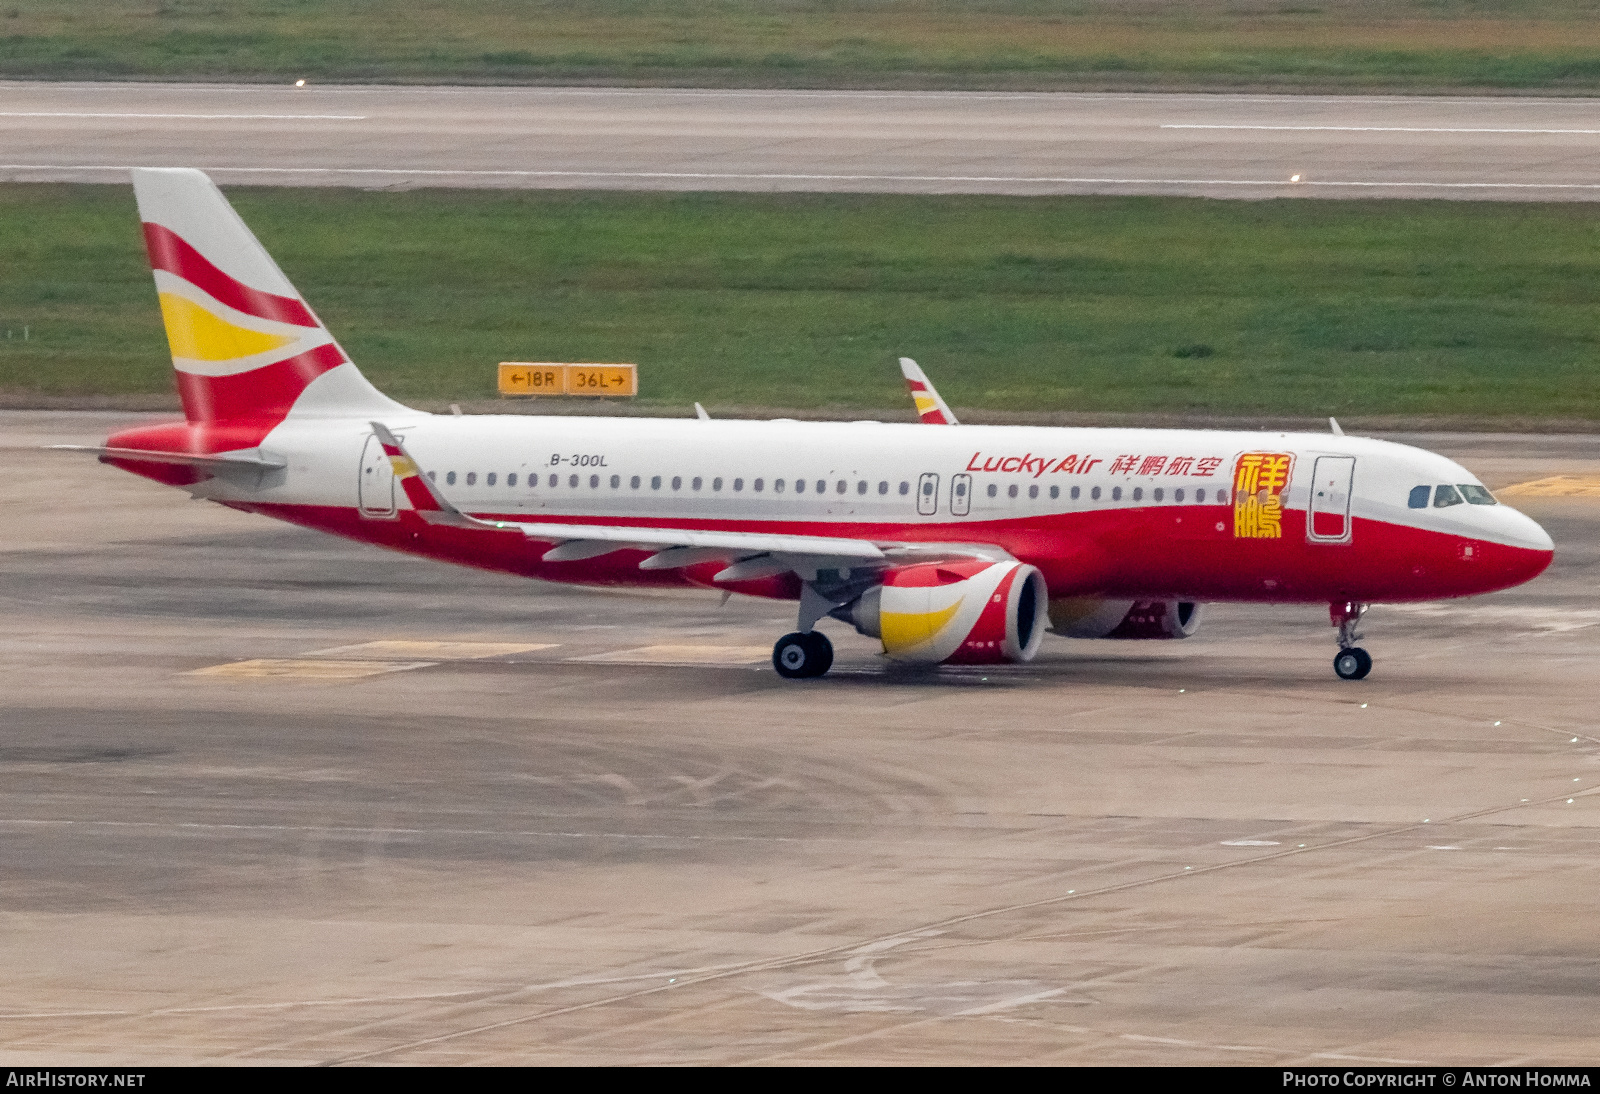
369, 421, 1009, 576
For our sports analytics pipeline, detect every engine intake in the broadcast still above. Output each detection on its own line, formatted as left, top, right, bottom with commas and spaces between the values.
837, 560, 1047, 664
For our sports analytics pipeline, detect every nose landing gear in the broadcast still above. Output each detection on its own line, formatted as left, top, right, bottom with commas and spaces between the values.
1330, 601, 1372, 680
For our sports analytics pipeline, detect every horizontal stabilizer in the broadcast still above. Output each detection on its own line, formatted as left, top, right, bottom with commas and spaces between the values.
48, 444, 286, 470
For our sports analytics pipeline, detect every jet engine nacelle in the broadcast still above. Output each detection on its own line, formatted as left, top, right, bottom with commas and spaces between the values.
1049, 597, 1202, 640
837, 559, 1048, 665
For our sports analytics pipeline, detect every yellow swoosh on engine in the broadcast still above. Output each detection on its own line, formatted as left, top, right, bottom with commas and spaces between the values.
881, 597, 963, 648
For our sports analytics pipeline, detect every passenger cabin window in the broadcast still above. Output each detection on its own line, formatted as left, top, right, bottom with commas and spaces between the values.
1029, 485, 1038, 499
775, 479, 785, 493
1459, 484, 1497, 505
1007, 484, 1018, 499
1112, 487, 1122, 501
466, 472, 477, 485
1153, 488, 1164, 502
713, 477, 722, 491
795, 479, 805, 493
878, 481, 888, 495
672, 476, 682, 491
899, 482, 910, 495
692, 476, 702, 490
754, 478, 764, 492
857, 481, 867, 495
817, 480, 826, 494
630, 475, 641, 489
428, 471, 437, 483
987, 484, 998, 498
568, 474, 578, 488
549, 474, 558, 487
507, 473, 517, 486
1091, 486, 1101, 500
1068, 486, 1077, 500
1434, 484, 1465, 508
446, 472, 457, 485
1050, 486, 1060, 500
1408, 485, 1430, 509
486, 472, 496, 486
1132, 487, 1142, 501
611, 474, 620, 488
1195, 488, 1204, 503
651, 475, 662, 490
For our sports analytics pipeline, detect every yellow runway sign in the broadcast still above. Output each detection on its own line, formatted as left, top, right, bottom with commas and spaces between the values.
499, 362, 637, 397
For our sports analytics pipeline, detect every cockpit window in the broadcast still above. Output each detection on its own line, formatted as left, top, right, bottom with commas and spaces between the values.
1434, 484, 1464, 508
1407, 485, 1430, 509
1459, 484, 1497, 506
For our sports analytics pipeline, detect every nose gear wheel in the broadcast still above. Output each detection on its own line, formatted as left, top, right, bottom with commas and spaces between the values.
1333, 646, 1372, 680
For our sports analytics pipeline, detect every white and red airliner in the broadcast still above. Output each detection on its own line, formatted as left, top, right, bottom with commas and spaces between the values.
62, 168, 1555, 680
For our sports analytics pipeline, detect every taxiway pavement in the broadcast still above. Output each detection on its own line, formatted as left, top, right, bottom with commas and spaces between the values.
2, 411, 1598, 1065
4, 82, 1600, 199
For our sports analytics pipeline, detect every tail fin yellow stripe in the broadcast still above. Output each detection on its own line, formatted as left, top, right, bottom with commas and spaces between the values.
157, 292, 295, 362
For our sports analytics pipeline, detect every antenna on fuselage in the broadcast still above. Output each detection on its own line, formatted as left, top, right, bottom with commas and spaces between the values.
694, 402, 710, 420
1329, 417, 1345, 436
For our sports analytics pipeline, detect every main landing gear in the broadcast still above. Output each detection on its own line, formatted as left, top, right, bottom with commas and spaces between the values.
1330, 601, 1373, 680
773, 631, 833, 679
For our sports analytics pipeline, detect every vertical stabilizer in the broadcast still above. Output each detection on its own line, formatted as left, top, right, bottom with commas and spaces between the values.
899, 357, 959, 425
132, 167, 409, 428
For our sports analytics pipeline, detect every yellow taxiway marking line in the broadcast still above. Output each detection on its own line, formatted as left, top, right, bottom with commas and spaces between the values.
1497, 475, 1600, 498
572, 645, 771, 665
307, 640, 557, 660
185, 659, 435, 680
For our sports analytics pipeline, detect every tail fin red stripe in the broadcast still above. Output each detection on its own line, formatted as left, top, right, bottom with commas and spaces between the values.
142, 222, 319, 329
174, 341, 346, 424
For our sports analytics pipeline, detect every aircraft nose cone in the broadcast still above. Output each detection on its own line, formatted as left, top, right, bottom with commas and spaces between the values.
1510, 508, 1555, 554
1491, 506, 1554, 587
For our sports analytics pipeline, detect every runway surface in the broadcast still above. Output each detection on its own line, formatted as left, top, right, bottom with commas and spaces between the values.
4, 82, 1600, 199
2, 410, 1597, 1065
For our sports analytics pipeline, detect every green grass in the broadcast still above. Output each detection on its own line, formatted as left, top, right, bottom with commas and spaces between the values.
4, 183, 1600, 420
6, 1, 1600, 91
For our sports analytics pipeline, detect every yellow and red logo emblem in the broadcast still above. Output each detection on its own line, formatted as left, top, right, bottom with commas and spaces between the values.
1233, 452, 1294, 539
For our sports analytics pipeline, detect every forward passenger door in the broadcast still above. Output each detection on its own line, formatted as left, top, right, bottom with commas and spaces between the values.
1307, 456, 1356, 544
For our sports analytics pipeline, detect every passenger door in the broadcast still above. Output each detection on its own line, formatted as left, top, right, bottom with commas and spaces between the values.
358, 432, 397, 519
1307, 456, 1355, 543
917, 472, 940, 516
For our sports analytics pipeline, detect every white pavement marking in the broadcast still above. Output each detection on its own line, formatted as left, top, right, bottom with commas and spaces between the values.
184, 658, 436, 679
8, 162, 1600, 192
0, 112, 365, 120
1163, 124, 1600, 135
307, 640, 556, 660
574, 644, 771, 665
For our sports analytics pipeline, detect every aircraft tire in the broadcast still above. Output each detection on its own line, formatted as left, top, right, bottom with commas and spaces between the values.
1333, 647, 1373, 680
773, 631, 833, 679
